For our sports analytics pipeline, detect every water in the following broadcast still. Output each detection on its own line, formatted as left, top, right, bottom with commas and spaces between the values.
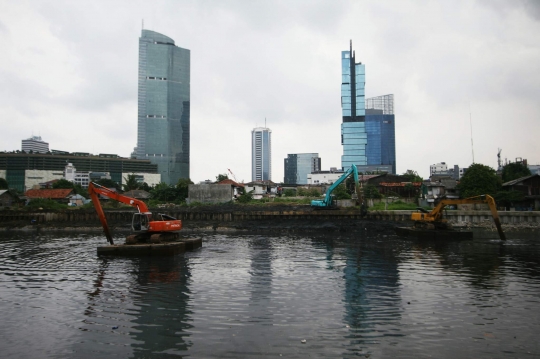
0, 230, 539, 358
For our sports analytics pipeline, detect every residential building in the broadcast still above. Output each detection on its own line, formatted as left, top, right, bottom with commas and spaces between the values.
135, 29, 190, 185
21, 136, 49, 153
341, 40, 367, 170
502, 174, 540, 210
0, 151, 160, 192
430, 163, 467, 180
284, 153, 321, 184
25, 189, 74, 204
252, 127, 272, 181
364, 94, 396, 174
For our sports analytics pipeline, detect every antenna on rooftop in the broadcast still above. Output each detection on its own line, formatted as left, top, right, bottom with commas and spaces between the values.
497, 148, 502, 171
265, 117, 267, 128
142, 19, 144, 30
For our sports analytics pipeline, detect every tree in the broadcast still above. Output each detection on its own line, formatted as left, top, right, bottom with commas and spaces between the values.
333, 184, 351, 200
283, 189, 295, 197
151, 182, 178, 202
140, 182, 153, 192
216, 173, 228, 182
402, 170, 423, 183
457, 163, 501, 198
176, 178, 193, 202
96, 178, 120, 191
52, 179, 75, 189
502, 162, 531, 183
0, 178, 8, 189
364, 184, 382, 199
122, 174, 140, 192
237, 190, 253, 203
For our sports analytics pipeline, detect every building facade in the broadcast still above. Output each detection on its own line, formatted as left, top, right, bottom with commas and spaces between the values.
22, 136, 49, 153
135, 29, 190, 185
252, 127, 272, 181
341, 40, 367, 170
284, 153, 321, 184
0, 152, 159, 192
364, 94, 396, 174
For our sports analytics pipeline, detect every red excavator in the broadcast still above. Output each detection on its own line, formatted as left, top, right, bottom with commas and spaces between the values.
88, 182, 182, 245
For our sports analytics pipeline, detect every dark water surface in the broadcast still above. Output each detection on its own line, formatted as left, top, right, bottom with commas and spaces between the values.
0, 230, 539, 358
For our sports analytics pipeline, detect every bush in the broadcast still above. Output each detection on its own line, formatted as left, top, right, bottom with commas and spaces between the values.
237, 191, 253, 203
283, 189, 296, 197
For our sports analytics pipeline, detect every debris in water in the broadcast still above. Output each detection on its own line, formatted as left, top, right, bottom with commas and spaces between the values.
301, 339, 306, 344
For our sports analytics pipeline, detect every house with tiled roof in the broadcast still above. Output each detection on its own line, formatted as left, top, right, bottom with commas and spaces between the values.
25, 189, 74, 204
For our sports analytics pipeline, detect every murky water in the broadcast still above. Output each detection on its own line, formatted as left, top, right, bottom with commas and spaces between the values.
0, 230, 539, 358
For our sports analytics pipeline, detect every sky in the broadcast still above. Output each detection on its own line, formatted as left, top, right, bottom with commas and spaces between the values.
1, 0, 539, 183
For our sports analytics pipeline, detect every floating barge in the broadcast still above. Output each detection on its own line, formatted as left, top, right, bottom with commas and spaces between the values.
395, 227, 473, 240
97, 238, 202, 256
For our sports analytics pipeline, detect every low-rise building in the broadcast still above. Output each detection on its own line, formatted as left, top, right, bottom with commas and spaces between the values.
25, 189, 74, 204
502, 174, 540, 210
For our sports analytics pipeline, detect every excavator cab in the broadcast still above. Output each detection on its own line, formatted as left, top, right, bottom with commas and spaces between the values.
132, 213, 150, 232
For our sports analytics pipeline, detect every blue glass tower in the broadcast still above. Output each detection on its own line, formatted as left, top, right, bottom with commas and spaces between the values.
341, 40, 366, 170
135, 30, 190, 185
365, 94, 396, 174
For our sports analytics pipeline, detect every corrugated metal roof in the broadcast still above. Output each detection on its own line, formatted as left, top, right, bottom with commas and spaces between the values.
502, 174, 540, 187
25, 189, 74, 199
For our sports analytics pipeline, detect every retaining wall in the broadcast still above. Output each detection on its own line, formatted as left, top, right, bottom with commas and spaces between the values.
0, 209, 538, 226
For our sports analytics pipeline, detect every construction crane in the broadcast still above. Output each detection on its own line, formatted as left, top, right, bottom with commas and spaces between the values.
227, 168, 238, 182
88, 182, 182, 245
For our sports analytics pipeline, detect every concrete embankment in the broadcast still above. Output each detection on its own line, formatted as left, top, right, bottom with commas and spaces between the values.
0, 206, 538, 234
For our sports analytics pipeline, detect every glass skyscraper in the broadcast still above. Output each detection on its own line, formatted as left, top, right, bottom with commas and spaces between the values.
284, 153, 321, 184
135, 30, 190, 185
252, 127, 272, 181
341, 40, 367, 170
365, 94, 396, 174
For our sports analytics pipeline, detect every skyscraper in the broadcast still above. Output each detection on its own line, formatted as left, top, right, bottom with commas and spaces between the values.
284, 153, 321, 184
365, 94, 396, 174
135, 30, 190, 185
341, 40, 367, 170
252, 127, 272, 181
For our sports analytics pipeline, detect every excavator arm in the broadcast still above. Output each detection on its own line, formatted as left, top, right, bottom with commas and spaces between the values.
411, 194, 505, 240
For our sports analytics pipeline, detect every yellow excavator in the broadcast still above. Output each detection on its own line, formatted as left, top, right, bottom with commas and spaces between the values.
398, 194, 506, 240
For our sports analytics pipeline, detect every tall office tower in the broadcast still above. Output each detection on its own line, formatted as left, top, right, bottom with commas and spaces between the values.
284, 153, 321, 184
22, 136, 49, 153
341, 40, 366, 170
252, 127, 272, 181
365, 94, 396, 174
135, 30, 190, 185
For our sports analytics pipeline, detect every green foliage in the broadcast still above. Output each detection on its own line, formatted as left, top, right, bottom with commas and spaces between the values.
176, 178, 193, 202
151, 182, 180, 202
96, 178, 120, 191
283, 189, 296, 197
74, 184, 88, 198
494, 190, 525, 209
333, 184, 351, 200
52, 179, 75, 189
308, 188, 320, 197
402, 170, 423, 182
345, 176, 358, 195
122, 174, 140, 192
0, 178, 8, 189
457, 163, 501, 198
363, 184, 382, 199
216, 173, 228, 182
26, 198, 68, 210
140, 182, 152, 192
502, 162, 531, 183
369, 200, 426, 211
237, 190, 253, 203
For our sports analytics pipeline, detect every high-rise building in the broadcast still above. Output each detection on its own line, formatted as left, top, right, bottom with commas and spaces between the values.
365, 94, 396, 174
22, 136, 49, 153
284, 153, 321, 184
135, 30, 190, 185
252, 127, 272, 181
341, 40, 367, 170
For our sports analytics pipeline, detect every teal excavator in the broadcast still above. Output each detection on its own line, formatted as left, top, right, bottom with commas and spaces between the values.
311, 164, 362, 209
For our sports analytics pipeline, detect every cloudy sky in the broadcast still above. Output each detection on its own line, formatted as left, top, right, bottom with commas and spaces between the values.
1, 0, 539, 182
